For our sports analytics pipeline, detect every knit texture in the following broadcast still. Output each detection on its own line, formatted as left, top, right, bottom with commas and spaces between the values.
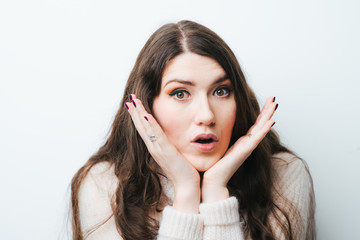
158, 206, 204, 240
78, 152, 313, 239
199, 197, 244, 240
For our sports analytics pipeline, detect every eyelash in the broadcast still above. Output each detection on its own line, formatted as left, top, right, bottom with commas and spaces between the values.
169, 86, 232, 100
169, 89, 189, 100
214, 86, 232, 97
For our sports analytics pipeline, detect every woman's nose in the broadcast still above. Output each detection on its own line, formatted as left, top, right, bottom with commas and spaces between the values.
194, 98, 215, 126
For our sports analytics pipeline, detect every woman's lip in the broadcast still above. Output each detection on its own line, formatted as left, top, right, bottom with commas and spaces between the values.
192, 133, 218, 142
191, 141, 218, 152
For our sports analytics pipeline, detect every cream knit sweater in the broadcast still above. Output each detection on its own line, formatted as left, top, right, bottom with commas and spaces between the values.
78, 152, 314, 239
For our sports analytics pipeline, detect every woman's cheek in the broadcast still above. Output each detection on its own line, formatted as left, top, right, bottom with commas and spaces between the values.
156, 103, 186, 138
219, 101, 236, 139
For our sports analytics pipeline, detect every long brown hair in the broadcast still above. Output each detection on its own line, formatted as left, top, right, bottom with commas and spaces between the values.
71, 20, 315, 240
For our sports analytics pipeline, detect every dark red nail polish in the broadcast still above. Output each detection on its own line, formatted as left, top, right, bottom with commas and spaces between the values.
275, 103, 278, 111
132, 100, 136, 108
144, 116, 148, 121
272, 97, 276, 102
129, 94, 132, 101
272, 122, 276, 127
124, 103, 129, 110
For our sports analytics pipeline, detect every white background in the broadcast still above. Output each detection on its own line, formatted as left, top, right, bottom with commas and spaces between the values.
1, 0, 359, 239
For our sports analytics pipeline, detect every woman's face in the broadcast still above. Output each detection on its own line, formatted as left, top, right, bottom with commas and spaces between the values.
152, 52, 236, 172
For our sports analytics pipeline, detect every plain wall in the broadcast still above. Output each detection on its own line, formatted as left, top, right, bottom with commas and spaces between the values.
1, 0, 359, 239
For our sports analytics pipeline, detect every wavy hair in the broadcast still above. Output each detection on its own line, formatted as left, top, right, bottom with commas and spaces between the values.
71, 20, 315, 240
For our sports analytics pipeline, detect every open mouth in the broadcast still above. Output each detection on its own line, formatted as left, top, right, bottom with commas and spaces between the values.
192, 133, 218, 152
195, 138, 215, 144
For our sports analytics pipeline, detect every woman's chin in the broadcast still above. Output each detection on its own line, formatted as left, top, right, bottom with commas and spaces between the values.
191, 164, 210, 172
185, 155, 219, 172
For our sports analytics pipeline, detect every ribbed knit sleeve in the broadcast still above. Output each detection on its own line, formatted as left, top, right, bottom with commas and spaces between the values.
199, 197, 244, 240
157, 206, 204, 240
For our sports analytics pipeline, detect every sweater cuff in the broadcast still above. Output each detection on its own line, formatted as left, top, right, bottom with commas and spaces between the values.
199, 197, 240, 225
158, 206, 204, 239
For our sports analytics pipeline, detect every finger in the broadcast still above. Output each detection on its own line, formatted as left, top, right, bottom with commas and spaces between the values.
142, 113, 167, 145
126, 95, 154, 144
130, 95, 167, 143
126, 95, 169, 158
218, 97, 277, 175
250, 96, 278, 134
256, 96, 277, 125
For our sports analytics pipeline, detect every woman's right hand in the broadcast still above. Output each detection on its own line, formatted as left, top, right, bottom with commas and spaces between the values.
126, 94, 201, 213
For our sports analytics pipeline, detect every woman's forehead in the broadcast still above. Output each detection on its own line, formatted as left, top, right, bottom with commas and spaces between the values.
161, 53, 227, 87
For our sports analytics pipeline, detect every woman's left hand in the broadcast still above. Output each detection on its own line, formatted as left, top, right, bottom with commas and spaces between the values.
201, 96, 278, 203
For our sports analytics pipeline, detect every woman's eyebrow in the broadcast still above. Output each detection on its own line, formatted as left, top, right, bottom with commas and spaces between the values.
213, 75, 229, 85
164, 79, 194, 88
163, 75, 229, 88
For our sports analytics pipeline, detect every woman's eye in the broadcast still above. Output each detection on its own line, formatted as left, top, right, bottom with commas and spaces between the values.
214, 87, 231, 97
170, 90, 189, 100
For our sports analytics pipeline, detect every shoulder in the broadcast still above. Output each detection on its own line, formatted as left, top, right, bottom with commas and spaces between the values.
271, 152, 313, 197
271, 152, 311, 178
80, 161, 119, 197
270, 153, 315, 239
78, 161, 119, 231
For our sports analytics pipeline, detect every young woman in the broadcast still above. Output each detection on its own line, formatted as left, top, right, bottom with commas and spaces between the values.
71, 20, 315, 240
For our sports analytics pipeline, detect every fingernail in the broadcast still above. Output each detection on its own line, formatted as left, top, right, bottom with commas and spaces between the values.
124, 103, 129, 110
144, 116, 148, 121
272, 97, 276, 102
132, 100, 136, 108
272, 122, 276, 127
275, 103, 278, 111
129, 94, 132, 101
